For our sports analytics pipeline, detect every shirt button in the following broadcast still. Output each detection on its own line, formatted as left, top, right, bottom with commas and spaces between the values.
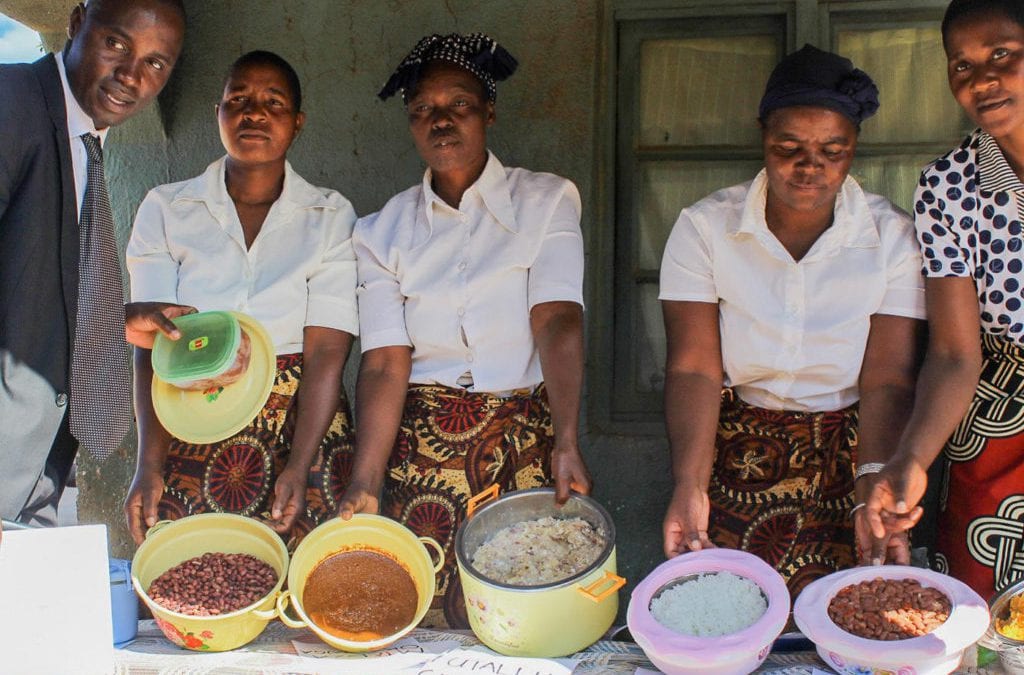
458, 261, 467, 271
458, 307, 465, 316
55, 392, 68, 407
466, 354, 474, 363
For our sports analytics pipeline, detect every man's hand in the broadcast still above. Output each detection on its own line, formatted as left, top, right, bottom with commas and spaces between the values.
125, 302, 197, 348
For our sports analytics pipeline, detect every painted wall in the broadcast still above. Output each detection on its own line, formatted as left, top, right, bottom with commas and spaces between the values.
72, 0, 674, 613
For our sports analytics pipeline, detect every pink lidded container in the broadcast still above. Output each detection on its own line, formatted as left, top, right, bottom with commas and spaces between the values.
626, 548, 790, 675
793, 565, 989, 675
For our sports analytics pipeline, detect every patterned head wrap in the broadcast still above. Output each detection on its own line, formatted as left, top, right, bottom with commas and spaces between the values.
378, 33, 518, 103
758, 44, 879, 126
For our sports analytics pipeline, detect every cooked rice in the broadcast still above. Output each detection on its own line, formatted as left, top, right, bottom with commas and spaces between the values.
471, 516, 604, 585
651, 571, 767, 637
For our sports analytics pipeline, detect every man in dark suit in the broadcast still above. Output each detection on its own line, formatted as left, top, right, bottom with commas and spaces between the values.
0, 0, 192, 525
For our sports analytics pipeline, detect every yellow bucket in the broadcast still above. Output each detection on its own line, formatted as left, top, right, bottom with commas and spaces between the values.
276, 514, 443, 652
130, 513, 288, 652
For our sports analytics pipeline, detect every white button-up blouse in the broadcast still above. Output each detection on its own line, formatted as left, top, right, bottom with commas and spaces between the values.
354, 151, 585, 393
659, 170, 926, 412
127, 157, 359, 354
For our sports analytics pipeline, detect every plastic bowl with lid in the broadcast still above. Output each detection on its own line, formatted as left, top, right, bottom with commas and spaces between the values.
626, 548, 790, 675
793, 565, 989, 675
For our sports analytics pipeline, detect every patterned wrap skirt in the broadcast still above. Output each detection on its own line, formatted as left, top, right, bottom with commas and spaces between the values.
157, 354, 355, 548
935, 333, 1024, 600
708, 389, 859, 600
382, 383, 554, 629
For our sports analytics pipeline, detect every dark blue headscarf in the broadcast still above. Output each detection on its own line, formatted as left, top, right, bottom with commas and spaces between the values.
758, 44, 879, 126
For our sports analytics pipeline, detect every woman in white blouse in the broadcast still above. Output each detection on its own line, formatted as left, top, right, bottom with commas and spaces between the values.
336, 33, 592, 628
659, 45, 926, 598
124, 51, 359, 546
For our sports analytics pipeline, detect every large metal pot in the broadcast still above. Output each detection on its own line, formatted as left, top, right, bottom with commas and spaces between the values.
455, 487, 625, 657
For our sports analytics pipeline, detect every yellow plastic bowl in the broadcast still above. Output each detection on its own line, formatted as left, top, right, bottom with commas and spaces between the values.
130, 513, 288, 652
277, 514, 443, 652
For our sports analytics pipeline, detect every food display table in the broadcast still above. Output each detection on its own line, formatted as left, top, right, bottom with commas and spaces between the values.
112, 621, 1005, 674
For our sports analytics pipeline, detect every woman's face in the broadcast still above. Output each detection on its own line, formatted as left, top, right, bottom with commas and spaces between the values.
406, 61, 495, 175
217, 63, 304, 166
945, 10, 1024, 143
761, 106, 857, 215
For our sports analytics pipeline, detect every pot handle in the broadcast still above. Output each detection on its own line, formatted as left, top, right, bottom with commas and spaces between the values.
419, 536, 446, 573
251, 590, 280, 621
576, 571, 626, 604
466, 484, 500, 518
276, 590, 308, 629
144, 520, 175, 539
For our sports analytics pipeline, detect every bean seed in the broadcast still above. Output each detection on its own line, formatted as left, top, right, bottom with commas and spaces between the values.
148, 552, 277, 617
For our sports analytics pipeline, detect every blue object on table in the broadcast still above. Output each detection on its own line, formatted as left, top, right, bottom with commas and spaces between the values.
109, 558, 138, 646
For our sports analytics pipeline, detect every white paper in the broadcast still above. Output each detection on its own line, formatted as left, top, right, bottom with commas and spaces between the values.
634, 669, 663, 675
291, 636, 461, 659
0, 524, 113, 674
408, 648, 576, 675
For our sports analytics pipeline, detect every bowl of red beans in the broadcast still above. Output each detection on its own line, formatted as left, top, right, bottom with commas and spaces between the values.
130, 513, 288, 651
793, 565, 989, 675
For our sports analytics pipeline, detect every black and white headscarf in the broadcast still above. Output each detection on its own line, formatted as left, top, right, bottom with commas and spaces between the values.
378, 33, 518, 103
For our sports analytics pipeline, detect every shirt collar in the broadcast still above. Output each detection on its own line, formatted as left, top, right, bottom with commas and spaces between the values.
730, 169, 880, 260
977, 130, 1024, 193
420, 150, 518, 234
54, 51, 107, 146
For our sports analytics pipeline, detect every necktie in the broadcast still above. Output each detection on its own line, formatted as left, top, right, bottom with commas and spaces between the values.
69, 133, 132, 460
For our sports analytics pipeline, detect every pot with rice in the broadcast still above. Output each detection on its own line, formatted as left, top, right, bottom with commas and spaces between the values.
454, 486, 625, 657
626, 548, 790, 675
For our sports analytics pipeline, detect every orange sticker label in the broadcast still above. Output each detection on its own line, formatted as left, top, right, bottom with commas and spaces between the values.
189, 336, 209, 351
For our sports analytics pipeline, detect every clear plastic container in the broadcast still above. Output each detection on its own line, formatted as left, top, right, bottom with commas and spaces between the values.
151, 311, 242, 389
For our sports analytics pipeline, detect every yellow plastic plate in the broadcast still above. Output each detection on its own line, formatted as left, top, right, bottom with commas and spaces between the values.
152, 312, 275, 445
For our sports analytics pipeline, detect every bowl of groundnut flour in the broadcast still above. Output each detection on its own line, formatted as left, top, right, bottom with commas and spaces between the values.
794, 565, 989, 675
626, 548, 790, 675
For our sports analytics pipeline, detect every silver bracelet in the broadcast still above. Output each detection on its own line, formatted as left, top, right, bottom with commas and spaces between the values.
854, 462, 886, 481
849, 502, 867, 518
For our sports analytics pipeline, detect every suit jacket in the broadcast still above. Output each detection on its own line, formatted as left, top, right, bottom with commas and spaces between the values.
0, 54, 81, 518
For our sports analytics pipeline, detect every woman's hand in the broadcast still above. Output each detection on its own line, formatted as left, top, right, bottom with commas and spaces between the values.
124, 302, 197, 348
267, 466, 308, 534
854, 505, 912, 566
551, 444, 592, 505
124, 469, 166, 546
663, 484, 715, 558
336, 482, 381, 520
864, 454, 926, 541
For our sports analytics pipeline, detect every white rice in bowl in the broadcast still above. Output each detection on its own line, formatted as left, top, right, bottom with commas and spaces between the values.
471, 516, 604, 585
651, 571, 767, 637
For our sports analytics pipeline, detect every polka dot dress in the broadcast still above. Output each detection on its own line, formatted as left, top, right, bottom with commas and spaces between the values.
915, 129, 1024, 341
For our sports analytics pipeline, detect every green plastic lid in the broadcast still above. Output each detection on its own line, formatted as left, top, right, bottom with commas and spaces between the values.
151, 311, 242, 386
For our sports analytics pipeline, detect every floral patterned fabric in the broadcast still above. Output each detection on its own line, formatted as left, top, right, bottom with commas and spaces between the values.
158, 354, 354, 548
708, 389, 859, 600
382, 383, 554, 629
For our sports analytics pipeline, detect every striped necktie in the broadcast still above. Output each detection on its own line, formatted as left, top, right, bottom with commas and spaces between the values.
69, 133, 132, 459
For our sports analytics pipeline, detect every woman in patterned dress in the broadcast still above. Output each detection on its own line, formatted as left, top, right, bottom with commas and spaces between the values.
336, 34, 592, 628
660, 45, 927, 599
123, 51, 359, 547
866, 0, 1024, 601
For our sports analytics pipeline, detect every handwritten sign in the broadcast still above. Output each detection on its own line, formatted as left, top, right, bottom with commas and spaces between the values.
412, 648, 576, 675
291, 636, 460, 659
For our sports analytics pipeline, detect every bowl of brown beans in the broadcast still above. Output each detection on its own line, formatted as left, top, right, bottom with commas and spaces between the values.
793, 565, 989, 675
130, 513, 289, 652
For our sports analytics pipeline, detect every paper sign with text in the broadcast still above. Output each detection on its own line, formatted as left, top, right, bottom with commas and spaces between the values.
412, 648, 576, 675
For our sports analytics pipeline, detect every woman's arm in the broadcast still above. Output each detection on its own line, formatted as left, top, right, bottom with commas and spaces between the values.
854, 314, 926, 563
530, 300, 590, 504
124, 347, 173, 545
865, 277, 983, 538
269, 326, 353, 533
336, 345, 412, 519
661, 300, 724, 557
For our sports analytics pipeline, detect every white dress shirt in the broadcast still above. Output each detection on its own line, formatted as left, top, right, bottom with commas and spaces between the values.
55, 52, 108, 217
660, 169, 926, 412
127, 157, 359, 354
354, 151, 585, 392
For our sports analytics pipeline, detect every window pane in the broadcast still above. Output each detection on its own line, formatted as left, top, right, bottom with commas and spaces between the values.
639, 36, 780, 147
636, 282, 666, 394
637, 160, 763, 270
850, 154, 939, 213
836, 27, 970, 145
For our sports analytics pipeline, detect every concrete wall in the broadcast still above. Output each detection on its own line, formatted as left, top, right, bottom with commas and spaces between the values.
69, 0, 674, 612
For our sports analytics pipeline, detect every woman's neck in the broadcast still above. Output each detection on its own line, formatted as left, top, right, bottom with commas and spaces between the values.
430, 154, 488, 209
224, 157, 286, 206
764, 193, 835, 262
